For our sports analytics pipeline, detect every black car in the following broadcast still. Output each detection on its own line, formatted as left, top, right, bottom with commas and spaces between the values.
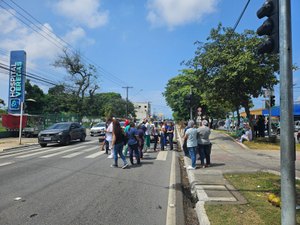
38, 122, 86, 147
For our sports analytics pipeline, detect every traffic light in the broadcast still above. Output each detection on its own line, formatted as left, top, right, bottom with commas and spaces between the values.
256, 0, 279, 54
184, 94, 192, 105
270, 95, 275, 107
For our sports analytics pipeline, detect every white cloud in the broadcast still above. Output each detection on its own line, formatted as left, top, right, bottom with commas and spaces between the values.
146, 0, 219, 29
54, 0, 109, 29
0, 9, 91, 66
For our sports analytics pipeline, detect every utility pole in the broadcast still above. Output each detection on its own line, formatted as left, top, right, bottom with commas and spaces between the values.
279, 0, 296, 224
122, 86, 133, 118
190, 86, 193, 121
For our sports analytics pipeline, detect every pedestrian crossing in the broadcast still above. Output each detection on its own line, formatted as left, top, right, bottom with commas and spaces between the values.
0, 142, 170, 167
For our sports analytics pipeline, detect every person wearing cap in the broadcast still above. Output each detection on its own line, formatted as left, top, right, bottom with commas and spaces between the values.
183, 120, 198, 170
197, 120, 211, 168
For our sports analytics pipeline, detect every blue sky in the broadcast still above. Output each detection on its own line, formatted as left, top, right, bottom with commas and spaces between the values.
0, 0, 299, 118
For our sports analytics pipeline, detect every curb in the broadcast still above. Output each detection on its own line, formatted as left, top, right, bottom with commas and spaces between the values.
176, 125, 210, 225
221, 132, 249, 149
1, 143, 39, 153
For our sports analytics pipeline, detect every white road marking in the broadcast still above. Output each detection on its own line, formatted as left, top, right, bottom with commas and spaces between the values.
166, 151, 176, 225
0, 148, 43, 159
156, 151, 168, 161
40, 145, 88, 158
0, 161, 14, 167
85, 150, 106, 158
16, 145, 71, 158
62, 146, 99, 158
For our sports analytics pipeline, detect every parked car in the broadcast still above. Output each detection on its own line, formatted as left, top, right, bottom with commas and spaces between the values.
276, 120, 300, 135
38, 122, 86, 147
90, 122, 106, 136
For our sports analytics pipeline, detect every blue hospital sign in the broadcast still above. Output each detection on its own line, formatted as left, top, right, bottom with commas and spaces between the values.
8, 50, 26, 114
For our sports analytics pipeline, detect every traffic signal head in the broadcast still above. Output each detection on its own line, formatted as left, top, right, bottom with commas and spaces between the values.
256, 0, 279, 54
184, 94, 192, 105
270, 95, 275, 107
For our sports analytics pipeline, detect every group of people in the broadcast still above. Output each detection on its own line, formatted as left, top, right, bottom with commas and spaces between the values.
183, 120, 212, 170
100, 118, 175, 169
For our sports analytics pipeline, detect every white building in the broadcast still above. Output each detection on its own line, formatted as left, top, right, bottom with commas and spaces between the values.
134, 102, 151, 120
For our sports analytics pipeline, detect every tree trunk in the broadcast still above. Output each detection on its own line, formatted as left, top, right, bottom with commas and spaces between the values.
236, 106, 240, 129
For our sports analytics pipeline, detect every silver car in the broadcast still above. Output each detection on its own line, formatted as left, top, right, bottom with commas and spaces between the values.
90, 122, 106, 136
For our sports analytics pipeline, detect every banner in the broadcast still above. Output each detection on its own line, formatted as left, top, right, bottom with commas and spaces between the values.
8, 50, 26, 114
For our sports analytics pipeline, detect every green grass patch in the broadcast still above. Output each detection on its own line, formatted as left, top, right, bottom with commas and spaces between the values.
205, 172, 300, 225
0, 124, 6, 132
216, 129, 300, 151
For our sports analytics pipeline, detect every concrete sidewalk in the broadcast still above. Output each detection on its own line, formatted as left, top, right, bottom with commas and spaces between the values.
0, 137, 38, 152
177, 128, 300, 225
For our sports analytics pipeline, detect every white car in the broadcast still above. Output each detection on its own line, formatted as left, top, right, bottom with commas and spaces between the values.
90, 122, 106, 136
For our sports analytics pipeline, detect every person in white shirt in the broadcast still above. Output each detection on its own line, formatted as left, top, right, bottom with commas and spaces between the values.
239, 123, 253, 143
106, 118, 114, 159
144, 119, 151, 151
184, 120, 198, 170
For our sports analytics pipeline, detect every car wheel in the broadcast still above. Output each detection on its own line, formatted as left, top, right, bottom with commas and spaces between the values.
80, 134, 86, 142
40, 143, 47, 147
63, 136, 71, 145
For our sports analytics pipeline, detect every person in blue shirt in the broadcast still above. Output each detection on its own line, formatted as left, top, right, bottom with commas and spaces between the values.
126, 122, 141, 165
167, 122, 174, 150
137, 124, 146, 159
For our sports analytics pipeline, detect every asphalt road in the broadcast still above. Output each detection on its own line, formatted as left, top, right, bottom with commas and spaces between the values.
0, 137, 183, 225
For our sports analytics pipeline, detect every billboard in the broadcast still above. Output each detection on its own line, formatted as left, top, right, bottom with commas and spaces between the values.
8, 50, 26, 114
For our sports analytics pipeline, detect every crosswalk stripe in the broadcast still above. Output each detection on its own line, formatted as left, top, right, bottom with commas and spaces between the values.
61, 152, 83, 158
40, 145, 88, 158
156, 151, 168, 161
0, 148, 43, 159
0, 161, 14, 167
85, 150, 106, 158
62, 146, 99, 158
16, 145, 71, 158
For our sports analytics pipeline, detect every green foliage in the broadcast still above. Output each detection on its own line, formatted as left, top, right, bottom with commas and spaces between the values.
24, 80, 134, 120
25, 80, 46, 114
165, 24, 279, 121
163, 69, 199, 121
52, 49, 100, 119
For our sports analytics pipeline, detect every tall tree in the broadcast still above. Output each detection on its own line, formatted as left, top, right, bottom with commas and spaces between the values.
43, 85, 74, 114
163, 69, 201, 121
53, 49, 100, 119
192, 24, 279, 123
25, 80, 45, 114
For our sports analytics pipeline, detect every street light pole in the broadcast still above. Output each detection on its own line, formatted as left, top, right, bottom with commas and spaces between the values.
18, 98, 36, 145
18, 101, 24, 145
279, 0, 296, 224
122, 86, 133, 118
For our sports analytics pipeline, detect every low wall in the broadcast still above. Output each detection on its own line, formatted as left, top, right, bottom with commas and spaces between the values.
0, 131, 19, 138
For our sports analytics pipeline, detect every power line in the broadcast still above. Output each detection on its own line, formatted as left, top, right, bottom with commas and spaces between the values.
0, 63, 57, 86
233, 0, 251, 32
0, 0, 131, 89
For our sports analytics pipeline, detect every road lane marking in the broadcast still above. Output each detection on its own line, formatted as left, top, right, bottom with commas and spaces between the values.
0, 148, 44, 159
166, 150, 176, 225
156, 151, 168, 161
40, 145, 88, 158
0, 161, 14, 167
62, 146, 99, 158
16, 145, 72, 158
85, 149, 106, 158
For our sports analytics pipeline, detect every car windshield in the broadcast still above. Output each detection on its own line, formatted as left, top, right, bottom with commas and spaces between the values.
95, 123, 106, 127
47, 123, 71, 130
